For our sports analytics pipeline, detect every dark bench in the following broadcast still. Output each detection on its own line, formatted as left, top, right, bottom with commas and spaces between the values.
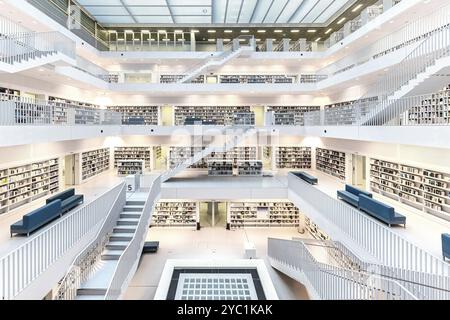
46, 188, 83, 213
337, 185, 373, 208
292, 171, 318, 185
442, 233, 450, 261
125, 117, 145, 125
359, 194, 406, 227
142, 241, 159, 253
10, 200, 62, 237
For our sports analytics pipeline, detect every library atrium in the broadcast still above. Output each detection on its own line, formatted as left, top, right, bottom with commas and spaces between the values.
0, 0, 449, 303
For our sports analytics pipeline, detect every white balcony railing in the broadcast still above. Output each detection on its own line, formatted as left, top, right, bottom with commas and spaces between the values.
0, 182, 125, 300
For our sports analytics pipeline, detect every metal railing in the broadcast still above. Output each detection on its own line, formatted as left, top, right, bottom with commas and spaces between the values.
268, 238, 418, 300
0, 182, 125, 300
105, 175, 161, 299
53, 183, 127, 300
0, 93, 122, 126
288, 173, 450, 299
0, 31, 75, 65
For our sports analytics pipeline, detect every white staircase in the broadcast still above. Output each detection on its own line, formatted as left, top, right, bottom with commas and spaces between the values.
74, 199, 145, 300
161, 126, 256, 182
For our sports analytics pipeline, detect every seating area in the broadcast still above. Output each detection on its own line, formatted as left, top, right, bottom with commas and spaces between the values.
359, 194, 406, 227
46, 188, 84, 213
10, 189, 84, 237
292, 171, 318, 185
443, 233, 450, 261
337, 185, 373, 208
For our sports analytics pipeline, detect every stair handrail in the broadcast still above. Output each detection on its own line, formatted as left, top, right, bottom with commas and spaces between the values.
52, 182, 126, 300
105, 175, 162, 300
268, 238, 418, 300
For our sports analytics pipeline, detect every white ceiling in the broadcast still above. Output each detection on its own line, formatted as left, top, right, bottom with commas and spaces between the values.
76, 0, 357, 25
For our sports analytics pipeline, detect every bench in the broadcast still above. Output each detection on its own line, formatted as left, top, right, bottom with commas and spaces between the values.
46, 188, 84, 213
142, 241, 159, 253
126, 117, 145, 125
292, 171, 318, 185
442, 233, 450, 261
359, 194, 406, 227
337, 185, 373, 208
10, 200, 62, 237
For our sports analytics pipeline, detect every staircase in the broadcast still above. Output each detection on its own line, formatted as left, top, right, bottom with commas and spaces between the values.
161, 126, 256, 182
353, 24, 450, 125
178, 37, 255, 83
268, 238, 418, 300
74, 199, 145, 300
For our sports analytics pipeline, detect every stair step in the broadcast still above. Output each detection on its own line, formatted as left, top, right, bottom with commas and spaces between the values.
110, 233, 133, 241
75, 295, 104, 300
117, 218, 139, 226
113, 226, 136, 233
106, 241, 130, 250
77, 288, 107, 296
123, 205, 143, 212
101, 249, 124, 260
126, 200, 145, 206
120, 212, 141, 219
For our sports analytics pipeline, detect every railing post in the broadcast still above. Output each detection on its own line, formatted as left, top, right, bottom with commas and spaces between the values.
282, 38, 290, 52
216, 38, 224, 51
265, 39, 273, 52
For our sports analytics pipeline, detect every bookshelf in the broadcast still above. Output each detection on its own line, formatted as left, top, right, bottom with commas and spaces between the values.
207, 160, 234, 176
174, 106, 251, 126
107, 106, 158, 125
316, 148, 346, 180
169, 147, 207, 169
0, 158, 59, 215
160, 75, 204, 84
116, 160, 145, 176
275, 147, 312, 169
237, 160, 263, 176
324, 97, 378, 125
114, 147, 151, 169
152, 201, 198, 227
268, 106, 321, 126
219, 75, 296, 84
305, 216, 330, 241
406, 85, 450, 125
369, 158, 450, 221
229, 201, 300, 229
81, 148, 110, 181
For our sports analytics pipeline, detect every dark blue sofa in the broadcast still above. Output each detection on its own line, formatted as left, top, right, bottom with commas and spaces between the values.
125, 117, 145, 125
10, 200, 62, 237
292, 171, 318, 185
442, 233, 450, 261
46, 188, 83, 213
359, 194, 406, 227
337, 185, 373, 208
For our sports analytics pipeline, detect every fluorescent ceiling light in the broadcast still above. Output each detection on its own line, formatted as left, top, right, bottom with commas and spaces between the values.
141, 30, 150, 33
307, 30, 316, 33
290, 30, 300, 33
208, 39, 216, 42
177, 38, 185, 41
124, 30, 133, 33
162, 38, 170, 41
108, 30, 117, 33
158, 30, 167, 33
224, 30, 233, 33
337, 17, 346, 24
223, 38, 231, 41
208, 30, 216, 33
191, 30, 200, 33
274, 30, 283, 33
174, 30, 183, 33
325, 28, 333, 34
315, 37, 322, 42
241, 30, 249, 33
257, 30, 266, 33
352, 4, 363, 12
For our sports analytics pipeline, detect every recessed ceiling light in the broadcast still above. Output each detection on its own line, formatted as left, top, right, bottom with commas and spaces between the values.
325, 28, 333, 34
224, 30, 233, 33
274, 30, 283, 33
307, 30, 316, 33
315, 37, 322, 42
257, 30, 266, 33
352, 4, 363, 12
241, 30, 249, 33
157, 30, 166, 33
208, 39, 216, 42
223, 38, 231, 41
290, 29, 300, 33
191, 30, 200, 33
208, 30, 216, 33
141, 30, 150, 33
124, 30, 133, 33
174, 30, 183, 33
337, 17, 346, 24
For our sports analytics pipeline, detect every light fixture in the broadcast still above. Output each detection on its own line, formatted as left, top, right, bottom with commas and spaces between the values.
124, 30, 133, 33
141, 30, 150, 33
337, 17, 346, 24
223, 38, 231, 41
157, 30, 167, 33
174, 30, 183, 33
257, 30, 266, 33
290, 29, 299, 33
307, 30, 316, 33
177, 38, 185, 41
117, 38, 124, 41
208, 39, 216, 42
191, 30, 200, 33
256, 38, 261, 42
315, 37, 322, 42
325, 28, 333, 34
274, 30, 283, 33
108, 30, 117, 33
352, 4, 363, 12
224, 30, 233, 33
208, 30, 216, 33
162, 38, 170, 41
241, 30, 250, 33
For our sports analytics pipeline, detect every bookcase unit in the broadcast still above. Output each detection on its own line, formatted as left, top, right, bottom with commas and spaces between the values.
268, 106, 321, 125
237, 161, 263, 176
160, 75, 204, 84
81, 148, 110, 181
152, 201, 198, 227
169, 147, 207, 169
107, 106, 158, 125
219, 75, 296, 84
174, 106, 251, 125
0, 158, 59, 215
116, 160, 144, 176
275, 147, 312, 169
207, 160, 234, 176
406, 85, 450, 125
316, 148, 346, 180
369, 158, 450, 221
324, 97, 378, 125
229, 201, 300, 229
114, 147, 151, 169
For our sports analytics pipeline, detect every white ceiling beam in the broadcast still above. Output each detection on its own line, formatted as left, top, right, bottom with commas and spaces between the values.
287, 0, 307, 23
262, 0, 276, 23
300, 0, 321, 23
312, 0, 337, 23
274, 0, 290, 23
237, 0, 244, 23
165, 0, 176, 23
118, 0, 137, 23
249, 0, 261, 23
224, 0, 230, 23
